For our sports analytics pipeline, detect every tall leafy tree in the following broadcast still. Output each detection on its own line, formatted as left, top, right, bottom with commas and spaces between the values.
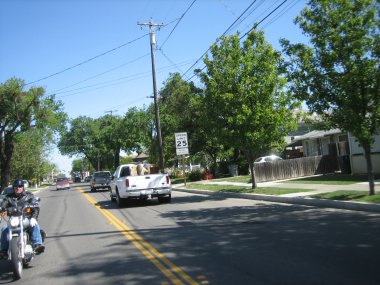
59, 108, 152, 171
11, 129, 49, 181
58, 116, 101, 170
281, 0, 380, 195
0, 78, 67, 188
119, 107, 152, 163
198, 30, 300, 188
158, 73, 203, 166
59, 116, 114, 171
96, 115, 122, 170
71, 158, 95, 177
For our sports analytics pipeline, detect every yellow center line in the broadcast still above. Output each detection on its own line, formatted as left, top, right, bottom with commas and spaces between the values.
77, 187, 199, 285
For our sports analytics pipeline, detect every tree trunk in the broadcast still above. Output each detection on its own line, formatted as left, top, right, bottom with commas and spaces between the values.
211, 153, 217, 177
0, 136, 4, 189
250, 162, 257, 190
244, 150, 257, 189
363, 144, 375, 195
114, 146, 120, 170
0, 137, 14, 189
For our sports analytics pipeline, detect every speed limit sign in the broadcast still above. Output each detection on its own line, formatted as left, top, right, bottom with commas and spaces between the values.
175, 132, 189, 155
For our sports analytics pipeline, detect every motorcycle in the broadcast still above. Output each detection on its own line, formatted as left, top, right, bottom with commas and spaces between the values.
0, 197, 46, 280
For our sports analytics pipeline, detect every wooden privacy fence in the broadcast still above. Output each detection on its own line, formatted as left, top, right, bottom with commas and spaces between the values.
254, 155, 339, 183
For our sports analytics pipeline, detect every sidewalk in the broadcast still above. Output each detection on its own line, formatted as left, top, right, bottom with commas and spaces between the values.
172, 179, 380, 213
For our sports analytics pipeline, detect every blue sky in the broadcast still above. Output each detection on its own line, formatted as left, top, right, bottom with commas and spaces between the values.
1, 0, 308, 175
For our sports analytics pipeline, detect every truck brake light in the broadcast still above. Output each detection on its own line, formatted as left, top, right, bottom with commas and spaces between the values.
125, 178, 129, 188
166, 175, 170, 185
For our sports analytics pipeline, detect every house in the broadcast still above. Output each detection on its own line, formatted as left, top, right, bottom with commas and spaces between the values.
348, 132, 380, 175
287, 129, 380, 175
296, 129, 348, 157
132, 152, 149, 163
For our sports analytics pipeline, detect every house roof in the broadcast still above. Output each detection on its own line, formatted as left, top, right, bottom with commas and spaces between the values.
286, 139, 303, 148
295, 129, 343, 141
132, 152, 149, 162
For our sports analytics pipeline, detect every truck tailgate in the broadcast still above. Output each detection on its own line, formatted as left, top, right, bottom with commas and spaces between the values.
127, 174, 169, 190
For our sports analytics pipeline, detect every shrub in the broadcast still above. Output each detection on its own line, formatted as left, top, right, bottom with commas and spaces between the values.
188, 169, 202, 181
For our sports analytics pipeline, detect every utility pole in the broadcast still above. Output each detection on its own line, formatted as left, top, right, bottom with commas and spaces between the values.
105, 109, 117, 116
138, 18, 165, 172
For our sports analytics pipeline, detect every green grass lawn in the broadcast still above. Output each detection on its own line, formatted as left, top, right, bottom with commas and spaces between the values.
171, 177, 187, 184
282, 174, 378, 185
310, 190, 380, 204
184, 183, 313, 195
174, 174, 380, 203
175, 173, 378, 185
195, 173, 377, 185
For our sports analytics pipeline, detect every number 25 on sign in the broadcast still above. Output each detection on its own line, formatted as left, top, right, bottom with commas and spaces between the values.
175, 132, 188, 148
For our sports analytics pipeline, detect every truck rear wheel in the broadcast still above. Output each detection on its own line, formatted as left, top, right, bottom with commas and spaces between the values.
110, 190, 116, 202
158, 194, 171, 203
116, 189, 126, 207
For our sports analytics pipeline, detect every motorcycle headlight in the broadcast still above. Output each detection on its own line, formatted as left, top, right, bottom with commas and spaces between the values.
10, 217, 20, 227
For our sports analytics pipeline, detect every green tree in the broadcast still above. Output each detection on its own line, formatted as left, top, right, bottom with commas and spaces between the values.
58, 116, 112, 171
59, 108, 152, 172
59, 116, 97, 170
71, 159, 84, 175
0, 78, 67, 188
120, 107, 152, 159
71, 157, 95, 176
96, 115, 122, 170
190, 95, 229, 175
281, 0, 380, 195
158, 73, 203, 166
10, 129, 48, 181
198, 30, 300, 188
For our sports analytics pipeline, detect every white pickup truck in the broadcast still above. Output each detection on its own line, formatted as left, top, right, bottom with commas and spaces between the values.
109, 163, 172, 207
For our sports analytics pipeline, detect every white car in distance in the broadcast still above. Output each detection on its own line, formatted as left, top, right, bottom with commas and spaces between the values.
254, 155, 283, 164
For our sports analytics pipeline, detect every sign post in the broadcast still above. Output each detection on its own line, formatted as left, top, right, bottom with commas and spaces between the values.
175, 132, 189, 186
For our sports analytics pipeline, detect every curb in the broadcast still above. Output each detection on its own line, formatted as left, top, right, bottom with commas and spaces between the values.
173, 188, 380, 213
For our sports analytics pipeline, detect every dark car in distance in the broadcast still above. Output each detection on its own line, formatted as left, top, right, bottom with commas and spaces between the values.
84, 175, 93, 183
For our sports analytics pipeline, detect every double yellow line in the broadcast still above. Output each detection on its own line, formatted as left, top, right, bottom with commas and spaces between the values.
78, 188, 199, 285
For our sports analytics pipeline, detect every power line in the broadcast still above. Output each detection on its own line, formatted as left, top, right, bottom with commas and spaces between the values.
48, 53, 150, 95
181, 0, 259, 78
261, 0, 300, 30
223, 0, 258, 36
158, 49, 189, 79
227, 0, 266, 33
185, 0, 289, 82
242, 0, 288, 38
53, 60, 194, 98
26, 33, 149, 86
159, 0, 197, 49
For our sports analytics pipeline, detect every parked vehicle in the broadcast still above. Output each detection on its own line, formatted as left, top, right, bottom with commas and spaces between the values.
0, 197, 46, 280
254, 155, 283, 163
22, 180, 29, 189
0, 186, 13, 203
109, 164, 171, 207
1, 186, 13, 195
56, 177, 70, 190
73, 176, 81, 183
84, 175, 92, 183
90, 171, 111, 192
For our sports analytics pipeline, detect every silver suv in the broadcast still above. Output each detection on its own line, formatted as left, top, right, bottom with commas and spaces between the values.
90, 171, 111, 192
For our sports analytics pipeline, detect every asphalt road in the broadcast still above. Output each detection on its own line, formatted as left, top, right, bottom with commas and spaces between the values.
1, 183, 379, 284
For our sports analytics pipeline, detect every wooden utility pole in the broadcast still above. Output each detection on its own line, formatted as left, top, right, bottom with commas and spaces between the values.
138, 19, 165, 172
